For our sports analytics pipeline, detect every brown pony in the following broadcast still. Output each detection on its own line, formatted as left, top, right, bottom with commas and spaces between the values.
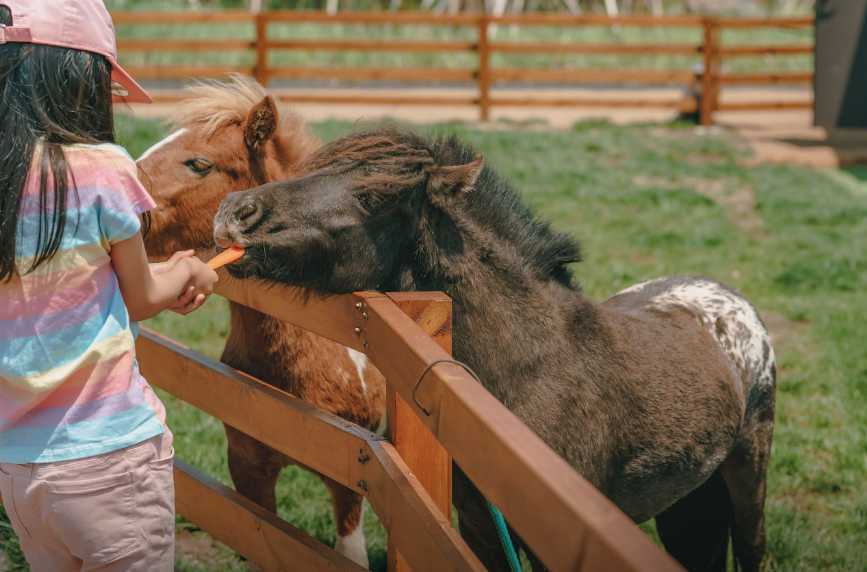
213, 128, 777, 572
136, 77, 385, 568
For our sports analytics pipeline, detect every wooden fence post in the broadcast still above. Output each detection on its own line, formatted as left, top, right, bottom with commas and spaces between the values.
477, 14, 491, 122
386, 292, 454, 572
700, 17, 721, 125
254, 11, 269, 86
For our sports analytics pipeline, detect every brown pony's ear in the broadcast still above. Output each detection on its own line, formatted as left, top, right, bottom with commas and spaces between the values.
244, 95, 278, 149
427, 156, 484, 195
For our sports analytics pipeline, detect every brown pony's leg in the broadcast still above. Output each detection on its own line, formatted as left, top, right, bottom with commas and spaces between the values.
453, 466, 512, 572
655, 471, 732, 572
719, 408, 775, 572
225, 424, 286, 513
321, 476, 369, 569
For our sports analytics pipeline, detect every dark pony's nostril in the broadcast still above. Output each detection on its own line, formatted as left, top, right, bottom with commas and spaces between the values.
235, 202, 259, 222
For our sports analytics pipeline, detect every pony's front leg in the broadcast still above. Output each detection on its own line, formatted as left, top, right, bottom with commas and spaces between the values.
322, 476, 369, 569
453, 465, 516, 572
225, 424, 286, 513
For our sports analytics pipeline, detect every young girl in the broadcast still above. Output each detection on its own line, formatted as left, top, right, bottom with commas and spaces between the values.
0, 1, 219, 570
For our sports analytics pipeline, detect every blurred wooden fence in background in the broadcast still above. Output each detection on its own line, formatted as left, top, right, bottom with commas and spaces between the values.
115, 10, 814, 125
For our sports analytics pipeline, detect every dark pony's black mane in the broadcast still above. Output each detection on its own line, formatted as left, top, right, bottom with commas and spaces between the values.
304, 128, 582, 289
430, 134, 582, 289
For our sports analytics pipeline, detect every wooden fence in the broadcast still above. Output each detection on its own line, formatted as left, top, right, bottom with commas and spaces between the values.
114, 10, 814, 125
134, 271, 682, 571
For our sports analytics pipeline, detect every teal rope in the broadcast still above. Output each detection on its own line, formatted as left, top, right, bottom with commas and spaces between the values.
486, 501, 522, 572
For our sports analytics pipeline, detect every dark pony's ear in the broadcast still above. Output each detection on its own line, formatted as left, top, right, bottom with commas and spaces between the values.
244, 95, 278, 149
427, 156, 484, 195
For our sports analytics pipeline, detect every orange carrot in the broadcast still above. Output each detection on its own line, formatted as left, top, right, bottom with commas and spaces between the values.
207, 246, 245, 270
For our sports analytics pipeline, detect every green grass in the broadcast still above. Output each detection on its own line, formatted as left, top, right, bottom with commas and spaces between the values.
3, 116, 866, 571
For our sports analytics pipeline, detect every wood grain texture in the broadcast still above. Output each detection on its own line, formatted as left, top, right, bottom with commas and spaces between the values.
718, 72, 814, 85
214, 271, 365, 351
112, 10, 253, 23
255, 12, 270, 86
700, 19, 721, 126
174, 460, 365, 572
489, 95, 695, 111
137, 329, 372, 494
490, 68, 695, 84
385, 293, 454, 572
362, 442, 483, 572
266, 67, 475, 82
490, 41, 701, 54
123, 65, 253, 79
267, 39, 475, 52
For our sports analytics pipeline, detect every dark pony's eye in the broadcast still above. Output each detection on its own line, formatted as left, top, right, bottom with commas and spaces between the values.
184, 158, 214, 176
355, 192, 381, 213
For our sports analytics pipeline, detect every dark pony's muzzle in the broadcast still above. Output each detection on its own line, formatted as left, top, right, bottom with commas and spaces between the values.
213, 191, 264, 248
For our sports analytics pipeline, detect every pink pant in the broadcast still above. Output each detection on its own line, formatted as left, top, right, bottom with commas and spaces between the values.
0, 433, 175, 572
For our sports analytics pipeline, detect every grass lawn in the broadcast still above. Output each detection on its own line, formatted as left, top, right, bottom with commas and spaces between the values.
3, 115, 866, 571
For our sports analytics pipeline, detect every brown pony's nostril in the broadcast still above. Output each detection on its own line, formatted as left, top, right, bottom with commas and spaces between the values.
235, 202, 259, 223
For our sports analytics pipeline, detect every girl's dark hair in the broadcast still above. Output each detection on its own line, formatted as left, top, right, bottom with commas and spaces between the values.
0, 4, 115, 281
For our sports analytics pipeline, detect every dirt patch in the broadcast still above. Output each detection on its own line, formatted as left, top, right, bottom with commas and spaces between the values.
632, 175, 766, 238
176, 529, 247, 571
735, 124, 867, 168
694, 179, 766, 239
0, 551, 8, 572
762, 311, 809, 351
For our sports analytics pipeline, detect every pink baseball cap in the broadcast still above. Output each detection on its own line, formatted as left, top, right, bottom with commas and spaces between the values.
0, 0, 151, 103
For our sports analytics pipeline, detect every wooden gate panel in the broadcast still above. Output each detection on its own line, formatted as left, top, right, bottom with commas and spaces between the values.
175, 460, 365, 572
137, 329, 371, 495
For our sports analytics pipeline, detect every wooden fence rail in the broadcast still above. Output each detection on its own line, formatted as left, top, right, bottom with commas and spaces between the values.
127, 270, 684, 571
113, 10, 814, 125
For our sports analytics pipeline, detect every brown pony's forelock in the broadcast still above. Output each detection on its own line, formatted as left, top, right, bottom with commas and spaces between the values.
169, 74, 307, 143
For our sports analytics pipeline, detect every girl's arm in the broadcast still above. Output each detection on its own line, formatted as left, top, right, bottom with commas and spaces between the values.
110, 232, 218, 321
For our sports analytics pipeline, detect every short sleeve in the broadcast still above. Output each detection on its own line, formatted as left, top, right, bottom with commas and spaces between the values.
95, 146, 157, 245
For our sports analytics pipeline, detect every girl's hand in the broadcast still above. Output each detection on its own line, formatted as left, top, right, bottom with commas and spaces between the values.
151, 250, 195, 276
166, 258, 218, 316
169, 286, 207, 316
151, 251, 205, 315
112, 235, 218, 321
183, 257, 219, 296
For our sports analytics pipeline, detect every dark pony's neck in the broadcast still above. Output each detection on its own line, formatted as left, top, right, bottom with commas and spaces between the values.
399, 135, 582, 293
390, 136, 600, 405
430, 135, 581, 289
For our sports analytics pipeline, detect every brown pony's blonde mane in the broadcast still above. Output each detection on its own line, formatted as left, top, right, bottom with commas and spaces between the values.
169, 74, 307, 141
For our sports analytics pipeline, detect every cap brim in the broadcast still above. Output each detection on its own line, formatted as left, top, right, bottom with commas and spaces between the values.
110, 61, 152, 104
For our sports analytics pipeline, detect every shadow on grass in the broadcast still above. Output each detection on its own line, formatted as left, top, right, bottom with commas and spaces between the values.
843, 164, 867, 183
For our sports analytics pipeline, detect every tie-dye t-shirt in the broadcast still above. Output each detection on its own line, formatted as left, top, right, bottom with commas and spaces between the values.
0, 143, 166, 463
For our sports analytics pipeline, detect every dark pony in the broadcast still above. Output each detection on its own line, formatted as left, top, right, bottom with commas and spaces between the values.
0, 4, 114, 281
215, 128, 776, 572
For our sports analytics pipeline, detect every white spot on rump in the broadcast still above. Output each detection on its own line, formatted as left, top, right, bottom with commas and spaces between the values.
647, 279, 775, 391
346, 348, 368, 394
614, 279, 653, 297
335, 504, 369, 569
136, 128, 187, 162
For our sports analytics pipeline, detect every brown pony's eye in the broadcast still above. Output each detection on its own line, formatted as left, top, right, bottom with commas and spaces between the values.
184, 158, 213, 176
